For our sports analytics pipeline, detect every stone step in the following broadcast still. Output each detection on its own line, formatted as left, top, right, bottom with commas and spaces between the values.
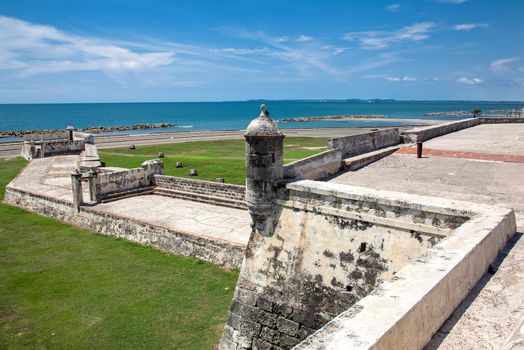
153, 187, 247, 210
342, 145, 401, 171
100, 186, 155, 203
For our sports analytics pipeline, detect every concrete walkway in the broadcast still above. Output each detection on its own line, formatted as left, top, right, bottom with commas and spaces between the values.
329, 123, 524, 349
8, 155, 251, 247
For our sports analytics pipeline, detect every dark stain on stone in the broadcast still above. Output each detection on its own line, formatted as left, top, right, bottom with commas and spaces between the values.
375, 208, 386, 217
324, 216, 374, 231
358, 242, 367, 253
331, 277, 344, 288
339, 251, 354, 263
323, 250, 335, 258
350, 269, 363, 279
428, 236, 442, 246
410, 230, 423, 244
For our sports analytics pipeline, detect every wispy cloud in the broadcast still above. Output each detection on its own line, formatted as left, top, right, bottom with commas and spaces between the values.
296, 35, 313, 42
490, 57, 521, 72
385, 4, 401, 12
342, 22, 436, 49
457, 77, 484, 85
0, 16, 174, 78
384, 75, 418, 82
519, 67, 524, 73
453, 23, 488, 31
438, 0, 467, 3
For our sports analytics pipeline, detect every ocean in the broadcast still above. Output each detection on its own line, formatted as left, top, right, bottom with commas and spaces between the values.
0, 100, 522, 142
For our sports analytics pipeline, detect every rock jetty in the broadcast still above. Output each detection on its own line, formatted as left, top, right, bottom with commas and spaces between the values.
280, 115, 386, 122
0, 123, 176, 139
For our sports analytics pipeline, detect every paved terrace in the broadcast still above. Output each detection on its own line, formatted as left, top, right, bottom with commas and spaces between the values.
8, 156, 251, 247
329, 123, 524, 349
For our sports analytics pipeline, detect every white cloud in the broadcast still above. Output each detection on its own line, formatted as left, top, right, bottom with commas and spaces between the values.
490, 57, 521, 72
296, 35, 313, 42
342, 22, 435, 49
385, 4, 401, 12
0, 16, 174, 78
453, 23, 488, 31
457, 77, 484, 85
438, 0, 467, 3
384, 75, 418, 82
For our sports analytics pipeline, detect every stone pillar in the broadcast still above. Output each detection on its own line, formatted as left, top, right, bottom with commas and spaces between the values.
87, 171, 99, 203
244, 104, 285, 237
71, 171, 83, 212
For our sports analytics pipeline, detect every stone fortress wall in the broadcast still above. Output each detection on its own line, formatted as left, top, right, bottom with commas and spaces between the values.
21, 126, 94, 160
218, 108, 517, 350
5, 114, 522, 350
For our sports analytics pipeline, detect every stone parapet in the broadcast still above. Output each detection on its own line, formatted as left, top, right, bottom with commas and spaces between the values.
283, 148, 342, 180
328, 128, 400, 158
401, 118, 481, 143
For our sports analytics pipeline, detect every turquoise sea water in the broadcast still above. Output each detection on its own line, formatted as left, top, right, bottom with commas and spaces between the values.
0, 100, 522, 141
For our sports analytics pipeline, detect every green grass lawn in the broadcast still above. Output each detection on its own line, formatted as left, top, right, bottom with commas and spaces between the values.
0, 157, 239, 349
99, 137, 328, 185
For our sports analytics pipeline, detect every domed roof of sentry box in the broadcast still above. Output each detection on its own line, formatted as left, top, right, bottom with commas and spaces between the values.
245, 104, 283, 137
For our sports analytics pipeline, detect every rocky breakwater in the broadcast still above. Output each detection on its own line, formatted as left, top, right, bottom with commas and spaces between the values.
0, 123, 176, 139
280, 115, 386, 122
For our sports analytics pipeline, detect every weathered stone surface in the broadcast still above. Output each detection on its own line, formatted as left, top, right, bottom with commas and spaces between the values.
235, 288, 257, 306
328, 128, 400, 158
276, 317, 299, 337
256, 296, 274, 312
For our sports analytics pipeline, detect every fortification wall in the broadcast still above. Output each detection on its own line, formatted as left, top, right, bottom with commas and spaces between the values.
328, 129, 400, 158
296, 201, 515, 350
23, 131, 69, 141
402, 118, 481, 143
480, 117, 524, 124
4, 186, 244, 268
220, 180, 466, 350
43, 139, 85, 155
152, 175, 245, 202
283, 149, 342, 180
97, 159, 163, 199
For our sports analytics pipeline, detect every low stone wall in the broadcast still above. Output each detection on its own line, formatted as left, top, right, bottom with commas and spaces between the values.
220, 180, 472, 350
97, 159, 163, 199
480, 117, 524, 124
23, 131, 69, 141
328, 129, 400, 158
402, 118, 481, 143
4, 186, 245, 268
283, 149, 342, 180
152, 175, 245, 202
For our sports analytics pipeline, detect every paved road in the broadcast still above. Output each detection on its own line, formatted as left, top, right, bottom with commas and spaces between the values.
0, 126, 413, 158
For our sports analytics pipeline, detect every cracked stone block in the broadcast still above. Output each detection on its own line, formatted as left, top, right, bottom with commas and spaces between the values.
297, 325, 315, 340
253, 338, 273, 350
227, 312, 242, 330
259, 326, 281, 345
274, 303, 293, 318
235, 288, 257, 306
279, 334, 300, 349
239, 319, 262, 340
230, 300, 243, 316
256, 296, 274, 312
277, 317, 300, 337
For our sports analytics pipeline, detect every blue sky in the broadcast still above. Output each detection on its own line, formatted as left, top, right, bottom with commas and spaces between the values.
0, 0, 523, 103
